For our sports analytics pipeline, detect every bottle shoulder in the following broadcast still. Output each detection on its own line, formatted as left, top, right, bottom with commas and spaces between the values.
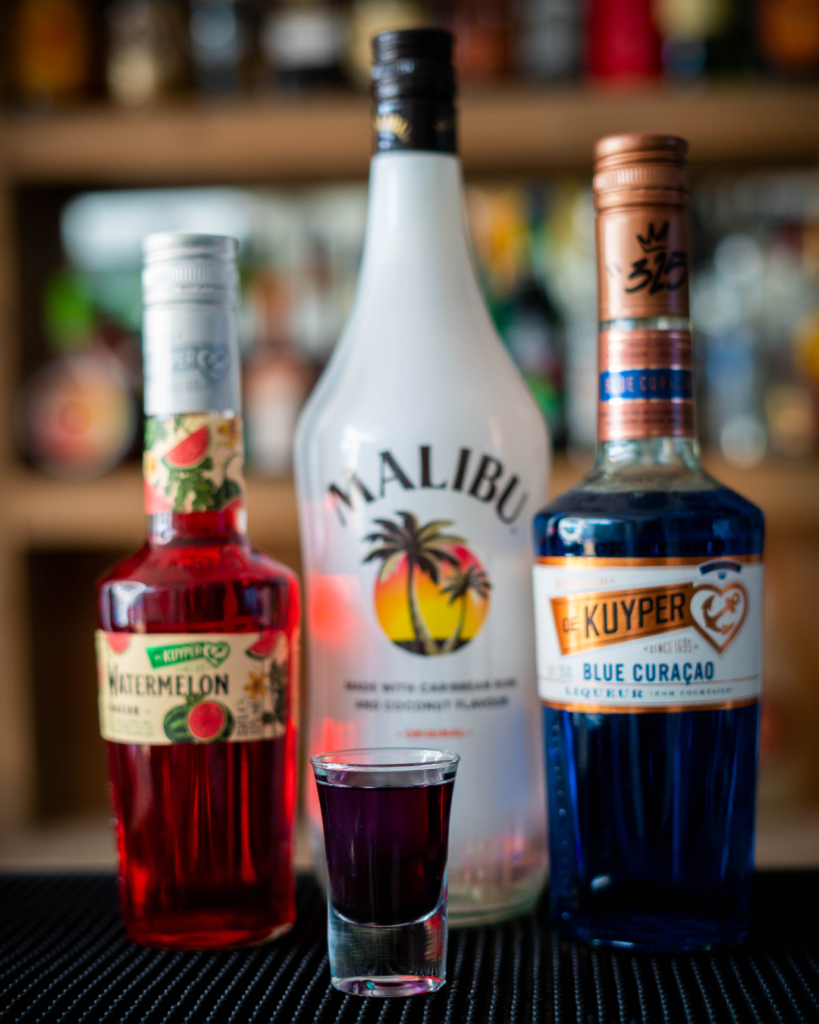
533, 483, 765, 560
97, 537, 300, 633
294, 341, 550, 486
99, 538, 299, 588
537, 480, 764, 520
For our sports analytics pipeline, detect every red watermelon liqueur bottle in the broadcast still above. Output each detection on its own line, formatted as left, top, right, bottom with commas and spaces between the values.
532, 136, 764, 951
96, 234, 300, 949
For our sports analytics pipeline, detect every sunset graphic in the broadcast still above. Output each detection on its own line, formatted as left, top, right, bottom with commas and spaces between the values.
363, 511, 491, 656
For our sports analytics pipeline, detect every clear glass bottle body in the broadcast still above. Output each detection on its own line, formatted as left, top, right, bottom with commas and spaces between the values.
533, 317, 764, 950
98, 504, 301, 949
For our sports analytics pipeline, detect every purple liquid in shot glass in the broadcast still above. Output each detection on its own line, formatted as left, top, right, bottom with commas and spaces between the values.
317, 780, 454, 926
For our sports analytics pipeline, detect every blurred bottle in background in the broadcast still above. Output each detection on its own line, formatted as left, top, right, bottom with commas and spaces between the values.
445, 0, 508, 81
261, 0, 346, 88
656, 0, 733, 80
513, 0, 580, 81
586, 0, 661, 81
243, 268, 314, 476
10, 0, 95, 107
6, 0, 819, 104
499, 275, 565, 442
704, 0, 755, 76
693, 233, 768, 467
469, 185, 566, 441
794, 307, 819, 454
189, 0, 256, 93
756, 0, 819, 76
106, 0, 189, 106
540, 182, 597, 451
18, 269, 137, 478
692, 170, 819, 465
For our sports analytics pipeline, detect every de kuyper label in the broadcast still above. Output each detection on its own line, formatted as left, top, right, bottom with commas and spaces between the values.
533, 556, 763, 712
96, 630, 291, 744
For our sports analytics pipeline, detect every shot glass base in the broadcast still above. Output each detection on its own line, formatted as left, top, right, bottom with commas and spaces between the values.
327, 897, 447, 999
332, 975, 444, 997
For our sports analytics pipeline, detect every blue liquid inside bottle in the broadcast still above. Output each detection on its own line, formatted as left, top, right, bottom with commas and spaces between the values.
533, 484, 763, 951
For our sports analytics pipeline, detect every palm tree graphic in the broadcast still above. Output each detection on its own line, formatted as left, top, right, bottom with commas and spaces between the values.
363, 511, 464, 656
440, 565, 492, 654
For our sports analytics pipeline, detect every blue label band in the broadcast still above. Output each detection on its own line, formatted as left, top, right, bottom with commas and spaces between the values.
599, 369, 693, 403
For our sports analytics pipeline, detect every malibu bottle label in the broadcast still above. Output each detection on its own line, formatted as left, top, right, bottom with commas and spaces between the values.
303, 440, 545, 874
322, 442, 529, 655
533, 556, 763, 712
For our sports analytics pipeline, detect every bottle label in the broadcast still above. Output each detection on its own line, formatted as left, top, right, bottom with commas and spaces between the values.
598, 328, 694, 440
533, 556, 763, 712
95, 630, 292, 744
302, 441, 546, 870
596, 208, 689, 321
143, 303, 241, 417
143, 413, 246, 514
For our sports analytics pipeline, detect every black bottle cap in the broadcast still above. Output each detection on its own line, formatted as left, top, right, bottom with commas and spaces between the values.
371, 29, 457, 154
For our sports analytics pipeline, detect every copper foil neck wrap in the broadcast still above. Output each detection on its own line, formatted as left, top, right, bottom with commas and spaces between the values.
594, 134, 694, 440
594, 134, 690, 323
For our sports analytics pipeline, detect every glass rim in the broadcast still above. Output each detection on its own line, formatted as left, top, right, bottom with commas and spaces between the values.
310, 746, 460, 773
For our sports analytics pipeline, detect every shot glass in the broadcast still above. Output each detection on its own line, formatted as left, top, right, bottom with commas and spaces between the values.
311, 747, 459, 997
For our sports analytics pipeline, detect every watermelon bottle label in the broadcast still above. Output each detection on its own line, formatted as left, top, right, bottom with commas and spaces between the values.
96, 630, 291, 744
143, 413, 246, 515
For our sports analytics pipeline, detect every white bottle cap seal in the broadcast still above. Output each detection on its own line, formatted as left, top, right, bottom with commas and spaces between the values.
142, 233, 242, 417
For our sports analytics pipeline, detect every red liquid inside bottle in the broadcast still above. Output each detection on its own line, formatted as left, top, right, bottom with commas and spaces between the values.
98, 506, 300, 949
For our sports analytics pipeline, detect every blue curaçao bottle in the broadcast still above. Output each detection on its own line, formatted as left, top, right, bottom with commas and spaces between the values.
532, 134, 764, 952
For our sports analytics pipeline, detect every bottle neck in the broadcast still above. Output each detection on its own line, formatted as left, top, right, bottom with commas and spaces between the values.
591, 312, 705, 484
355, 151, 477, 310
144, 412, 248, 543
148, 507, 248, 544
593, 436, 703, 475
142, 252, 245, 543
591, 185, 703, 482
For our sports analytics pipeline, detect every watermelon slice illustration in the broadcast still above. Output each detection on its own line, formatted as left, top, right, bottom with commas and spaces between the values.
107, 632, 131, 654
187, 699, 233, 742
164, 426, 210, 469
246, 631, 278, 660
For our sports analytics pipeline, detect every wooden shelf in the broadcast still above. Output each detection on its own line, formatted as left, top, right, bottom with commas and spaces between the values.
6, 455, 819, 550
1, 82, 818, 184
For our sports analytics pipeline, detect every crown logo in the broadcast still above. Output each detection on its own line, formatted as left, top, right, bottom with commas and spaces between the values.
373, 113, 411, 142
636, 222, 669, 253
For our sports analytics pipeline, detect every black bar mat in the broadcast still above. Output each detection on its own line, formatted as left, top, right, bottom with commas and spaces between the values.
1, 872, 818, 1022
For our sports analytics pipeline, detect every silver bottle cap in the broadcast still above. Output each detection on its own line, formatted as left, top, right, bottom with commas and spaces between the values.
142, 233, 242, 417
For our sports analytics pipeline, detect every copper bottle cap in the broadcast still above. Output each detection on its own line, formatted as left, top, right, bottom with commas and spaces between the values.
593, 134, 689, 210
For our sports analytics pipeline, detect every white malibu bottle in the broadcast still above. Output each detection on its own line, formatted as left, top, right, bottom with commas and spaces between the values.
294, 28, 549, 925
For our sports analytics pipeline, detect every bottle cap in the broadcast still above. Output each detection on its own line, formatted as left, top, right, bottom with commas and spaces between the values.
370, 29, 457, 154
371, 29, 455, 103
142, 233, 242, 417
592, 134, 691, 321
593, 134, 689, 211
142, 233, 240, 306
